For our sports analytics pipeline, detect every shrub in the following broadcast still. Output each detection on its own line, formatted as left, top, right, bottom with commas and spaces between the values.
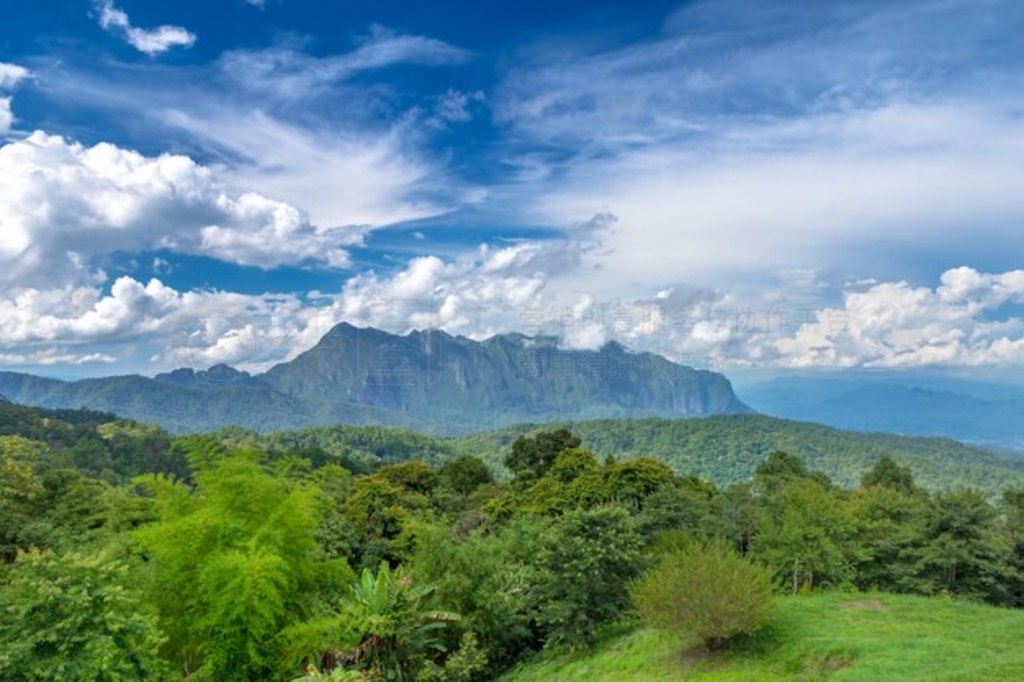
629, 539, 773, 650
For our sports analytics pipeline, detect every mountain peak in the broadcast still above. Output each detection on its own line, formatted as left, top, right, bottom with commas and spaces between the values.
155, 363, 252, 387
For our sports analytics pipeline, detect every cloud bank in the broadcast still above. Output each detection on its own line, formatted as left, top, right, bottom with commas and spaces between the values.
0, 132, 360, 286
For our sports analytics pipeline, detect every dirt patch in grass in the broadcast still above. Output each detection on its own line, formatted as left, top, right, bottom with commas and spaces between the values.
800, 652, 854, 678
824, 654, 852, 671
839, 599, 889, 612
679, 647, 709, 670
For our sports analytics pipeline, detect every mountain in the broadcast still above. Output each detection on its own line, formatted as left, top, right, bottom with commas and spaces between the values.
0, 324, 748, 434
740, 374, 1024, 450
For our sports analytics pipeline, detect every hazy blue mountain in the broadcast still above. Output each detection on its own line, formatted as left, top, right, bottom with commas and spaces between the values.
740, 374, 1024, 449
0, 324, 748, 434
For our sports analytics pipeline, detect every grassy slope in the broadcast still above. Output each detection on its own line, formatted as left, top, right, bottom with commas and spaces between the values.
501, 592, 1024, 682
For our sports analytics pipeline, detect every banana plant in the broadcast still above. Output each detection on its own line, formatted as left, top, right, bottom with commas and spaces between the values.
338, 563, 460, 681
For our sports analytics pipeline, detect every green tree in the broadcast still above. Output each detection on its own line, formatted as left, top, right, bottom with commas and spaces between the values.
0, 436, 48, 562
343, 473, 429, 567
861, 456, 917, 495
755, 450, 833, 490
0, 549, 170, 680
848, 484, 924, 592
505, 429, 581, 485
438, 455, 494, 496
752, 478, 856, 592
1002, 488, 1024, 606
532, 505, 644, 647
134, 452, 341, 681
377, 461, 440, 496
412, 519, 546, 672
909, 488, 1013, 603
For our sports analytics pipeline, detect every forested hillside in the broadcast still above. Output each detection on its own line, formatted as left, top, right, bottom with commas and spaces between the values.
255, 414, 1024, 493
5, 400, 1024, 680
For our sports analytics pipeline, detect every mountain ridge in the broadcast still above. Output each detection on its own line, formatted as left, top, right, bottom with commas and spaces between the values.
0, 323, 749, 434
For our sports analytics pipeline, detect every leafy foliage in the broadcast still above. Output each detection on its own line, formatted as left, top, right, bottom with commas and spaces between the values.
630, 539, 774, 650
337, 563, 460, 680
133, 452, 343, 681
0, 549, 170, 681
532, 506, 645, 647
3, 402, 1024, 682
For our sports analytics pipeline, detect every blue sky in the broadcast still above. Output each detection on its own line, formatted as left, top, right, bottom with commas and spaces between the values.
2, 0, 1024, 377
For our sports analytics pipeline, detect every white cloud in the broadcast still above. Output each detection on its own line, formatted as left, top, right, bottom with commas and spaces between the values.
0, 132, 359, 285
0, 62, 30, 133
770, 267, 1024, 368
41, 31, 473, 233
218, 29, 468, 100
97, 1, 196, 55
0, 351, 115, 366
0, 277, 289, 371
161, 108, 445, 231
0, 98, 13, 134
0, 63, 30, 90
493, 0, 1024, 291
0, 222, 609, 373
428, 89, 485, 127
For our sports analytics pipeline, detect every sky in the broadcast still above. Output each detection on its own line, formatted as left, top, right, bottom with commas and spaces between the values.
2, 0, 1024, 378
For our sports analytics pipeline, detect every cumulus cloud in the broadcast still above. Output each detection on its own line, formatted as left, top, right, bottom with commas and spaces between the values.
0, 219, 615, 373
0, 62, 30, 133
0, 276, 287, 371
97, 1, 196, 55
0, 132, 359, 286
771, 267, 1024, 368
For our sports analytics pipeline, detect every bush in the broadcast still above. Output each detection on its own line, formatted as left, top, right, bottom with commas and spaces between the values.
629, 539, 773, 650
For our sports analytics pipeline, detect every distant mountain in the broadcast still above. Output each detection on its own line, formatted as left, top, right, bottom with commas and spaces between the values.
0, 324, 748, 434
740, 375, 1024, 449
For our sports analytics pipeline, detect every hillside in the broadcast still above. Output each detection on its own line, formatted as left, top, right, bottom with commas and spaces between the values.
501, 592, 1024, 681
0, 324, 748, 434
256, 413, 1024, 492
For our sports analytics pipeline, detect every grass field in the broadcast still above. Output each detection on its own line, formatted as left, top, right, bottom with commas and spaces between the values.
501, 592, 1024, 681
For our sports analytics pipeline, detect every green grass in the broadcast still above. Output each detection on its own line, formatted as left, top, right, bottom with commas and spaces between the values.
501, 592, 1024, 681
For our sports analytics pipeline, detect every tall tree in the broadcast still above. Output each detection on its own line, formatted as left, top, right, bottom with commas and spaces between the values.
909, 488, 1014, 603
134, 452, 344, 681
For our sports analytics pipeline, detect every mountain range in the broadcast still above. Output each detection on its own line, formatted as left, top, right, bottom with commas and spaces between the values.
0, 323, 748, 434
740, 374, 1024, 450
